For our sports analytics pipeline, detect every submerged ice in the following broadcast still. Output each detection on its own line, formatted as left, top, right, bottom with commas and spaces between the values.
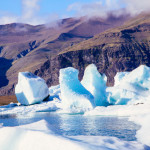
59, 67, 95, 111
81, 64, 108, 106
15, 72, 49, 105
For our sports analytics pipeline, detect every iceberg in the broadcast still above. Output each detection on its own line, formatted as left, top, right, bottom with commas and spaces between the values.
15, 72, 49, 105
107, 65, 150, 105
49, 85, 61, 100
59, 67, 95, 111
81, 64, 109, 106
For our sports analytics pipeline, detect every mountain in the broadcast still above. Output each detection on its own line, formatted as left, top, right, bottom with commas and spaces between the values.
0, 14, 129, 95
1, 12, 150, 96
35, 13, 150, 87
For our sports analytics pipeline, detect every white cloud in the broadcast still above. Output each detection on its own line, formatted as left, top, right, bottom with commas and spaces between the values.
0, 0, 149, 25
0, 15, 18, 25
67, 0, 150, 18
21, 0, 40, 23
122, 0, 150, 15
0, 0, 59, 25
67, 0, 124, 18
67, 1, 107, 18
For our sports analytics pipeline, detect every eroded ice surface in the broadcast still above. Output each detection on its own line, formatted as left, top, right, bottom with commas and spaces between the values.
81, 64, 108, 106
59, 67, 95, 112
15, 72, 49, 105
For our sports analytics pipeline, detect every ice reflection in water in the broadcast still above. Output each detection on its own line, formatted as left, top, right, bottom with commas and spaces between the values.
0, 112, 140, 141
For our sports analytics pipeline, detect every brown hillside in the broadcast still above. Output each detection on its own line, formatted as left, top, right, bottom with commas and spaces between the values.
0, 15, 128, 95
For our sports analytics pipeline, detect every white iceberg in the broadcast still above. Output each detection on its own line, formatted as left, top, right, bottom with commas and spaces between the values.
59, 67, 95, 111
15, 72, 49, 105
81, 64, 109, 106
107, 65, 150, 105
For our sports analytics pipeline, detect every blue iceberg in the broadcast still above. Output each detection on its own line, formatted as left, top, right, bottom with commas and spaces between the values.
59, 67, 95, 111
81, 64, 109, 106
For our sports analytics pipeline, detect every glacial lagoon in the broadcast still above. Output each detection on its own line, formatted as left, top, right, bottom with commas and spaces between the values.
0, 112, 139, 141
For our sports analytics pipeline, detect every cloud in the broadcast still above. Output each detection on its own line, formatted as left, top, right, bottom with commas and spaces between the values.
122, 0, 150, 15
21, 0, 40, 24
67, 1, 107, 18
67, 0, 150, 18
67, 0, 123, 18
0, 15, 18, 25
0, 0, 59, 25
0, 0, 150, 25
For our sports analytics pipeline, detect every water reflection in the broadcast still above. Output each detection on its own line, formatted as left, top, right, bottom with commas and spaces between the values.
59, 115, 139, 141
0, 112, 140, 141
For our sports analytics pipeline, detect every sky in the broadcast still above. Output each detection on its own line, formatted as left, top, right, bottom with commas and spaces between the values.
0, 0, 149, 25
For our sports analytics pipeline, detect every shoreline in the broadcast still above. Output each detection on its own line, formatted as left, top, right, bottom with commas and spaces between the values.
0, 95, 17, 106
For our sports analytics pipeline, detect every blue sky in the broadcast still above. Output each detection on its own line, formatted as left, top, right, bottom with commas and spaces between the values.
0, 0, 106, 17
0, 0, 149, 25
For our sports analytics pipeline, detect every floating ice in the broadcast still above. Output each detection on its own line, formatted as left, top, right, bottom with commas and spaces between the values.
107, 65, 150, 105
15, 72, 49, 105
84, 102, 150, 116
81, 64, 108, 106
59, 67, 95, 111
0, 100, 60, 115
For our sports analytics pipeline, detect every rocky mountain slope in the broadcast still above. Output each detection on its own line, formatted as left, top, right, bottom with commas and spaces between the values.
35, 13, 150, 87
1, 13, 150, 95
0, 14, 129, 95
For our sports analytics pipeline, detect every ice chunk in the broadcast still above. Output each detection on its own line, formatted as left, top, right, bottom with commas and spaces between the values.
49, 85, 61, 100
0, 100, 60, 115
85, 101, 150, 117
15, 72, 49, 105
107, 65, 150, 105
81, 64, 108, 106
59, 67, 95, 111
122, 65, 150, 86
114, 72, 129, 86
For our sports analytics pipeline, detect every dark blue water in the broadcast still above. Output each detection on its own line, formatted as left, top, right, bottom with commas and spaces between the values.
0, 112, 140, 141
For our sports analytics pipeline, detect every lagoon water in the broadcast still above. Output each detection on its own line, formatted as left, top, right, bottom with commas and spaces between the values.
0, 112, 139, 141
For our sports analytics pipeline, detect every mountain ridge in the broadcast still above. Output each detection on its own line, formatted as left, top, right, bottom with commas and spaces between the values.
1, 13, 149, 95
